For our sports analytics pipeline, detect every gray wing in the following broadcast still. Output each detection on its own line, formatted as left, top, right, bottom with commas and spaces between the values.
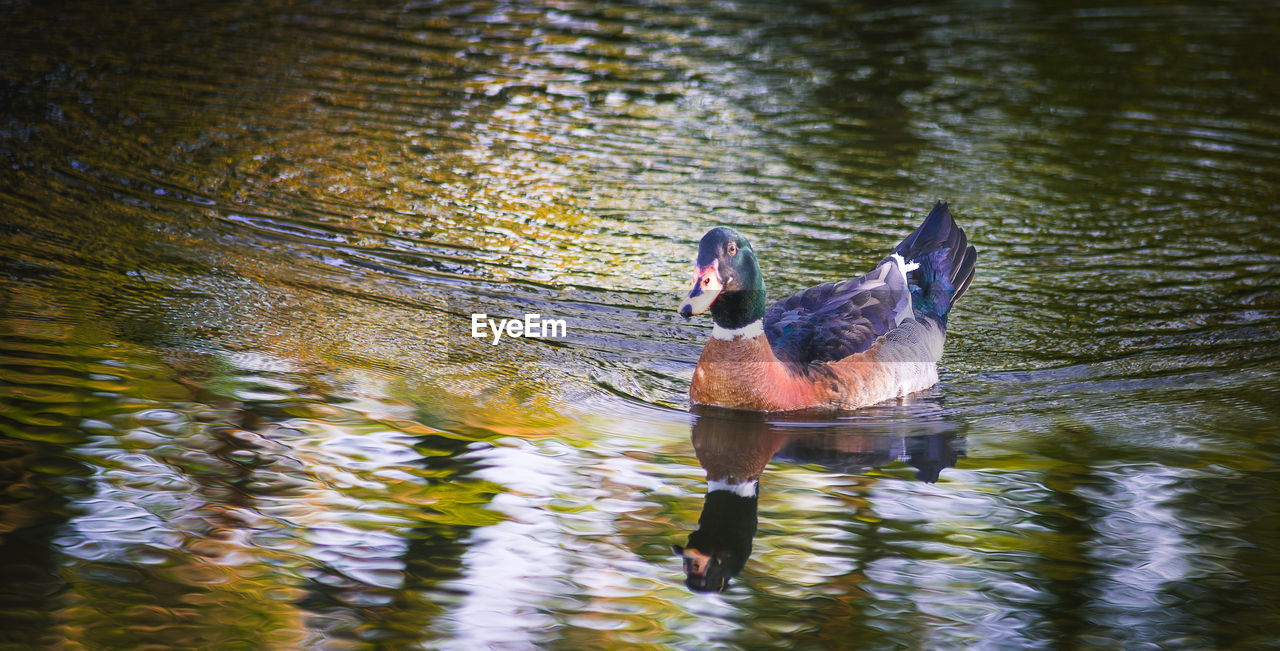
764, 257, 915, 368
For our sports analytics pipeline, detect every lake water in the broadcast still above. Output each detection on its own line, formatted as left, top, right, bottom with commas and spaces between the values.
2, 0, 1279, 647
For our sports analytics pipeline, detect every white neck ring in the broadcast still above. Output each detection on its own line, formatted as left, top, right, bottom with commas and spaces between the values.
711, 319, 764, 341
708, 478, 758, 497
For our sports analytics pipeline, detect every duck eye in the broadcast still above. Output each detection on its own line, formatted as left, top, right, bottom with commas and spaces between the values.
727, 242, 737, 255
702, 277, 710, 286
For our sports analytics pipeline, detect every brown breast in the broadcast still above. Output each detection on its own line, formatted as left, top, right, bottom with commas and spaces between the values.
689, 335, 831, 411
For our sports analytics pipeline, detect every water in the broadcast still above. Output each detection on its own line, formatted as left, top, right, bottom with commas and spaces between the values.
2, 0, 1279, 646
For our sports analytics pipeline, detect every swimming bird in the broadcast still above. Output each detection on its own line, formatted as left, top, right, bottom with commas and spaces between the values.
674, 406, 962, 592
678, 201, 976, 411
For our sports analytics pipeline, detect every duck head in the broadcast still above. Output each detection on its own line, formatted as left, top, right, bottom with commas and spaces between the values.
678, 227, 766, 329
672, 489, 758, 593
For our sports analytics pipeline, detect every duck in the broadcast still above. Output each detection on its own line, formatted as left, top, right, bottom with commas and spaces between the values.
673, 406, 962, 592
678, 201, 976, 412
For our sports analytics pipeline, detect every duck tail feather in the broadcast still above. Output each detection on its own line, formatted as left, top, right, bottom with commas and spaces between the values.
894, 201, 961, 261
950, 243, 978, 305
894, 201, 977, 320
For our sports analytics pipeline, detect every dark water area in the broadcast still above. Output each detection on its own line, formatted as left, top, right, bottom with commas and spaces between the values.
2, 0, 1280, 646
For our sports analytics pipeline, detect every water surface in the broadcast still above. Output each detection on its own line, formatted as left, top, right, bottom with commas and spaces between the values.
2, 0, 1280, 647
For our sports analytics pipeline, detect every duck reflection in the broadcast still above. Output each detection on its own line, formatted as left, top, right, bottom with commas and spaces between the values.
674, 405, 962, 593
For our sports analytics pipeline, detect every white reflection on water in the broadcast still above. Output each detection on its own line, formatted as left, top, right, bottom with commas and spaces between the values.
437, 442, 574, 646
1083, 465, 1194, 636
435, 427, 752, 645
56, 453, 195, 562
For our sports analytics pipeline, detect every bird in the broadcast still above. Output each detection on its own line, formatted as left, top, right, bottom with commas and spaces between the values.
678, 201, 976, 412
673, 405, 963, 592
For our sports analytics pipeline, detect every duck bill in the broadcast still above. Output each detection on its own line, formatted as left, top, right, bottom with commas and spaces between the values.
679, 547, 711, 575
679, 261, 722, 318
